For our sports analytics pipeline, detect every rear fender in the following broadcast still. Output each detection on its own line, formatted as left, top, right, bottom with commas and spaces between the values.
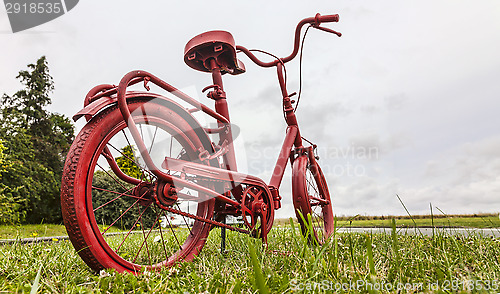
74, 91, 171, 122
73, 91, 215, 158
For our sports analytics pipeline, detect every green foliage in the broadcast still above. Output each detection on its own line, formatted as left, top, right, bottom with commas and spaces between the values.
0, 223, 68, 239
30, 264, 43, 294
2, 227, 500, 293
335, 214, 500, 228
115, 145, 143, 179
0, 56, 75, 224
92, 171, 156, 230
248, 238, 270, 294
2, 56, 53, 127
0, 140, 26, 224
0, 185, 26, 224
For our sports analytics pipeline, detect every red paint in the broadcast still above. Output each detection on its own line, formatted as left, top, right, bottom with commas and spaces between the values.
62, 13, 340, 273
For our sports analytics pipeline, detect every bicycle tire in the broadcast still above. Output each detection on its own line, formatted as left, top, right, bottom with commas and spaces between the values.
292, 155, 334, 244
61, 97, 216, 273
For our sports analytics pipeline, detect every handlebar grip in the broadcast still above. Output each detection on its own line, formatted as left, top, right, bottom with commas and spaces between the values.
315, 13, 339, 24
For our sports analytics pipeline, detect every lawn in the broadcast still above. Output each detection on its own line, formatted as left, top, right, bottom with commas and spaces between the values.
0, 224, 123, 240
335, 215, 500, 229
1, 219, 499, 293
0, 224, 67, 240
2, 214, 498, 240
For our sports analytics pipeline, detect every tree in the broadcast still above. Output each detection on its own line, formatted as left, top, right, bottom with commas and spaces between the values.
115, 145, 143, 179
92, 146, 156, 230
0, 56, 75, 223
92, 171, 156, 230
0, 140, 26, 224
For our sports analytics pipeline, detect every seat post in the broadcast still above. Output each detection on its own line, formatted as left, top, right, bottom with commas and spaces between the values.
207, 59, 241, 251
210, 60, 224, 91
208, 58, 230, 122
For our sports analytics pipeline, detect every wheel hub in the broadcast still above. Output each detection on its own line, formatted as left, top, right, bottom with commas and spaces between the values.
132, 182, 155, 207
154, 182, 178, 209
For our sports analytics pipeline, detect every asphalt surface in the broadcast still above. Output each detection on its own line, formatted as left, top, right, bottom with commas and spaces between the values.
336, 227, 500, 237
1, 226, 499, 245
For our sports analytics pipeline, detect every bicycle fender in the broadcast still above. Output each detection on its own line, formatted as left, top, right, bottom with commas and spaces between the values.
72, 91, 216, 157
73, 91, 169, 122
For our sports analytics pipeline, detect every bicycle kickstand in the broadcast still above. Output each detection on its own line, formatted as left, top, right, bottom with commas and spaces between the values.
259, 207, 268, 245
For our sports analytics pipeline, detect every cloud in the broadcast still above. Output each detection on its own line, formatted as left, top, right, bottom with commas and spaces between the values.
328, 135, 500, 216
384, 93, 407, 111
2, 0, 500, 218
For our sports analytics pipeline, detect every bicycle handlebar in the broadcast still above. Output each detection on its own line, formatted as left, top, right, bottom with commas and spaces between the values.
236, 13, 340, 68
316, 13, 339, 23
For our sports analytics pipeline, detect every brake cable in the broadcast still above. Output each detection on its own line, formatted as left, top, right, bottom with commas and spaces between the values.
243, 49, 288, 121
294, 24, 313, 112
246, 49, 288, 85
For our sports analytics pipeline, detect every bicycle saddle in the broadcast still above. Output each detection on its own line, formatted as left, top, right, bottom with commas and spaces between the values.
184, 30, 245, 75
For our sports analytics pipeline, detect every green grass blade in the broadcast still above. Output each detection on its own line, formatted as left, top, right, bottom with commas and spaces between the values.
396, 194, 423, 237
248, 239, 269, 294
334, 217, 338, 276
391, 218, 400, 280
30, 263, 43, 294
366, 233, 375, 275
430, 202, 435, 240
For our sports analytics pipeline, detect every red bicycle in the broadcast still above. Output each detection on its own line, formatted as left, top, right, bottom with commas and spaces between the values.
61, 13, 341, 273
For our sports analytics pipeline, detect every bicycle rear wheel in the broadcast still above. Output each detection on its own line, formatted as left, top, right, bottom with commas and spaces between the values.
61, 97, 216, 273
292, 155, 334, 244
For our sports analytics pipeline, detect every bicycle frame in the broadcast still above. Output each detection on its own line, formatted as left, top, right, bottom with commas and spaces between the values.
61, 13, 340, 273
73, 13, 340, 239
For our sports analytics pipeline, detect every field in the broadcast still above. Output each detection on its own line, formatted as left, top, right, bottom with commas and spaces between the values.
1, 217, 500, 293
272, 213, 500, 230
333, 213, 500, 229
2, 214, 499, 240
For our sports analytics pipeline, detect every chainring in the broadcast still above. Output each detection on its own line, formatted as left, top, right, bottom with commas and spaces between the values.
241, 186, 273, 235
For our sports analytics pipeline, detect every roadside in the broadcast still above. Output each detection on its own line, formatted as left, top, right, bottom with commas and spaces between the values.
2, 213, 499, 242
273, 213, 500, 228
337, 227, 500, 237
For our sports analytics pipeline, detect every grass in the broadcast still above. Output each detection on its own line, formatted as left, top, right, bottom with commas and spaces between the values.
0, 224, 67, 239
1, 219, 500, 293
0, 224, 127, 240
335, 215, 500, 229
2, 213, 497, 240
273, 213, 500, 229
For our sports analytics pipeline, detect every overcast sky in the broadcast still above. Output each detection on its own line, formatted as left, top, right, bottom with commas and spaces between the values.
1, 1, 499, 218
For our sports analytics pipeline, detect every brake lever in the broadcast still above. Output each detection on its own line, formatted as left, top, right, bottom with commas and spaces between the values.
313, 25, 342, 37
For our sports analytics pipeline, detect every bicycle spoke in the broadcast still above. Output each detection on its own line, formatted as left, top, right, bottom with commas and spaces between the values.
106, 141, 156, 181
92, 186, 137, 212
119, 129, 150, 177
148, 126, 159, 154
96, 162, 131, 191
103, 189, 149, 235
175, 202, 194, 236
139, 123, 144, 142
306, 172, 320, 196
164, 211, 182, 250
153, 207, 169, 260
169, 131, 173, 158
133, 205, 154, 265
115, 195, 153, 252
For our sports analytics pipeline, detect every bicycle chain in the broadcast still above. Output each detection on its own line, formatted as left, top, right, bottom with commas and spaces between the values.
186, 175, 228, 184
161, 204, 250, 234
179, 174, 250, 234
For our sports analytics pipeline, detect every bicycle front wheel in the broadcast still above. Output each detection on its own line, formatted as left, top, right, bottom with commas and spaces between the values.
61, 97, 216, 273
292, 155, 334, 244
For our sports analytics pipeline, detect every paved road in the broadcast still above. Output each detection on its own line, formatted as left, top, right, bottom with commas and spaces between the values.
1, 227, 499, 245
336, 227, 500, 237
